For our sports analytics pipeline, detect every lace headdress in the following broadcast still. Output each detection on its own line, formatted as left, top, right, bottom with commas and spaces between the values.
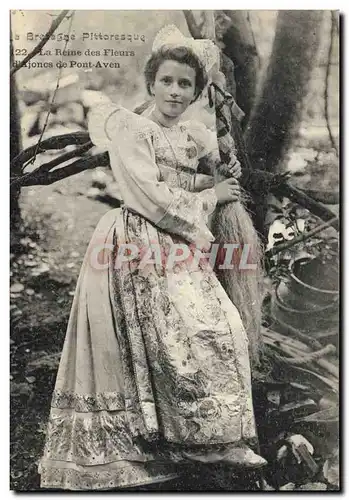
152, 24, 220, 74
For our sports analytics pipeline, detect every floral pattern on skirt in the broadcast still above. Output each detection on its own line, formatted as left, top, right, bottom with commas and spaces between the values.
39, 207, 257, 490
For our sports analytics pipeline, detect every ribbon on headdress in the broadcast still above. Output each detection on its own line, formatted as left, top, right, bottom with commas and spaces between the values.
152, 24, 220, 74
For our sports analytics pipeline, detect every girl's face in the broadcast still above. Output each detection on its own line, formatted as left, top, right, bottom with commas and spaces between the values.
151, 60, 196, 117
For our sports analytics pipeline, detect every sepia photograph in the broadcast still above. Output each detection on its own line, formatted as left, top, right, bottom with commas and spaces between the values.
9, 9, 340, 491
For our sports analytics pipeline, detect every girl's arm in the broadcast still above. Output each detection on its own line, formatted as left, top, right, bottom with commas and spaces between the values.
89, 105, 217, 251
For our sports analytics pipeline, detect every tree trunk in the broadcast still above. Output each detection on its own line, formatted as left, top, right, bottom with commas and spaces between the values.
219, 10, 259, 127
219, 52, 236, 97
10, 24, 23, 247
245, 11, 323, 173
184, 10, 257, 123
244, 10, 323, 237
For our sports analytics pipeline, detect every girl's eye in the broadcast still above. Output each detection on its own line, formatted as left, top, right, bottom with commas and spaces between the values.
180, 81, 191, 88
161, 77, 172, 84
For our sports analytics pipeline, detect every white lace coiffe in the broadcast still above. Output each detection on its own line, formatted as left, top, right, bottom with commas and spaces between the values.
152, 24, 220, 74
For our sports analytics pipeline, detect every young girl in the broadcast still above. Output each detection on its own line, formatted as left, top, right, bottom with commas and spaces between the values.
38, 26, 266, 491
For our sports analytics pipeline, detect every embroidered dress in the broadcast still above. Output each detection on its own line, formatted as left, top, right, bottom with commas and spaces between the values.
38, 104, 257, 490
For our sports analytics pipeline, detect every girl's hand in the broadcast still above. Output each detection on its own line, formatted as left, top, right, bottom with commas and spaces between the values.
228, 154, 242, 179
215, 178, 240, 204
192, 174, 215, 192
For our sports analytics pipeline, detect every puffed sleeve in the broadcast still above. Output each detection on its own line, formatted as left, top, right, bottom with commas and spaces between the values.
185, 120, 221, 176
185, 121, 218, 158
88, 104, 217, 250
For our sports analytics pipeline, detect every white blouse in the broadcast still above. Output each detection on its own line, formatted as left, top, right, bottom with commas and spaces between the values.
88, 104, 218, 251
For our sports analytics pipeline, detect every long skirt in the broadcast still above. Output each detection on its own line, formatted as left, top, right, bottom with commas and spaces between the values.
38, 207, 257, 490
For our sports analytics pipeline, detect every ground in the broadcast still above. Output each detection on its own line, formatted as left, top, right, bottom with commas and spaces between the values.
10, 170, 109, 491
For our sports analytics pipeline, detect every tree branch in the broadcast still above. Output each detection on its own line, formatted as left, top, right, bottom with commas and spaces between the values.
268, 342, 336, 367
278, 183, 339, 231
183, 11, 204, 38
11, 141, 95, 189
11, 152, 109, 189
10, 10, 70, 76
28, 140, 93, 174
11, 132, 90, 172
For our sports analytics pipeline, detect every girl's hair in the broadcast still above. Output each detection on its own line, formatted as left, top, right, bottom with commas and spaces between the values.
144, 45, 208, 102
